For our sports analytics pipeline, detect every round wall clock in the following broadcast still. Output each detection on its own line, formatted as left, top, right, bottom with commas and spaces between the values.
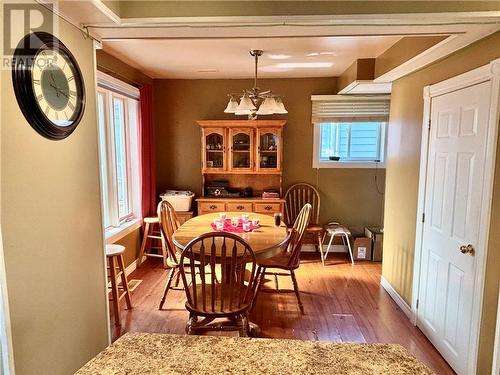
12, 32, 85, 140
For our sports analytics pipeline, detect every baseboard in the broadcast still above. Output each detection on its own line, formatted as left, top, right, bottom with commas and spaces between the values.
380, 276, 413, 321
124, 258, 140, 277
301, 244, 347, 253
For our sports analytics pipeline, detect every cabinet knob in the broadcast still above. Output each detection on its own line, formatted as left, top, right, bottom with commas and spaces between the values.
264, 205, 272, 211
236, 205, 244, 210
209, 204, 217, 210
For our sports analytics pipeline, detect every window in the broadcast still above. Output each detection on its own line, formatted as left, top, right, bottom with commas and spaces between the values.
312, 95, 390, 168
319, 122, 386, 162
97, 72, 141, 231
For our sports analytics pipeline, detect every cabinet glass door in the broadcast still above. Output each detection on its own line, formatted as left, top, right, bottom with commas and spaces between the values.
257, 129, 280, 171
230, 129, 253, 171
203, 129, 225, 171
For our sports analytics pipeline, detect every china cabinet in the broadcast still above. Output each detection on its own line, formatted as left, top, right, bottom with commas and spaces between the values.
196, 120, 286, 215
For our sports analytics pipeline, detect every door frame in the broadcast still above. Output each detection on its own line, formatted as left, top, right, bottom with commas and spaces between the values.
412, 58, 500, 375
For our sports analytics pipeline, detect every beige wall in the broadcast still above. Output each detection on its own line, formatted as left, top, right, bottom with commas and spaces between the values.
154, 78, 385, 232
1, 5, 109, 374
383, 31, 500, 373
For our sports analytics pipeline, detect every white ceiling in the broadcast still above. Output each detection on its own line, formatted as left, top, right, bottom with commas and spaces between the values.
102, 36, 402, 79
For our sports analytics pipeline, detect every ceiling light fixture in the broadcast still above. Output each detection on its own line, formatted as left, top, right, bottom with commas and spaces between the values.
268, 54, 292, 60
224, 49, 287, 120
274, 62, 333, 68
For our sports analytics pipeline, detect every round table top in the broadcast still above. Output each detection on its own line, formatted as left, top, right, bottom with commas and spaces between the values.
172, 212, 288, 259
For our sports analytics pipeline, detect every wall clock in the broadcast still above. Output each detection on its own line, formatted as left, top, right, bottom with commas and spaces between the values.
12, 32, 85, 140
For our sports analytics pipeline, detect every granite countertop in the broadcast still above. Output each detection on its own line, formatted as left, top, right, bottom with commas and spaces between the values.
75, 332, 434, 375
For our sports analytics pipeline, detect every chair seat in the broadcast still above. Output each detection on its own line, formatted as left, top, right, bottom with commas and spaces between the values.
106, 244, 125, 257
185, 283, 251, 316
144, 216, 160, 224
257, 252, 294, 269
306, 224, 323, 232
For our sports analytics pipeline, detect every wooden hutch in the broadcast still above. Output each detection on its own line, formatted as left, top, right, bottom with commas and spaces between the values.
196, 120, 286, 215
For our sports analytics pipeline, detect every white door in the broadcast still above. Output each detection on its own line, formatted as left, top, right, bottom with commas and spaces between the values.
417, 81, 492, 374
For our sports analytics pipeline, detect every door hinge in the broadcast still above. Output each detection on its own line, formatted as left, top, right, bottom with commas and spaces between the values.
422, 213, 425, 223
428, 120, 431, 130
416, 299, 419, 309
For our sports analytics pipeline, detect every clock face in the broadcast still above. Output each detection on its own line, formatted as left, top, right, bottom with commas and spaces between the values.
32, 49, 80, 127
12, 32, 86, 140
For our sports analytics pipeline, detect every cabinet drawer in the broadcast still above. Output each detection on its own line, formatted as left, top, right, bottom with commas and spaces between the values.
226, 202, 253, 212
253, 202, 281, 215
199, 202, 226, 213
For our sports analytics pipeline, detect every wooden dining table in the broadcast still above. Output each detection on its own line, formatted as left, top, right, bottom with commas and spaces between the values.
172, 212, 289, 259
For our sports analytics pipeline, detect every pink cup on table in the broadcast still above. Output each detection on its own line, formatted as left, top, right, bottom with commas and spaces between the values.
242, 214, 249, 222
252, 218, 260, 226
242, 221, 251, 231
215, 221, 224, 231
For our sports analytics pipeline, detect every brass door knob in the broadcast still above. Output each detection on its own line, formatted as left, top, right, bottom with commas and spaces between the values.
460, 244, 475, 255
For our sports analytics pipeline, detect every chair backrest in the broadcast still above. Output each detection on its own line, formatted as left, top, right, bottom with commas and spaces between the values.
158, 200, 181, 263
284, 183, 320, 226
179, 232, 258, 315
286, 203, 312, 268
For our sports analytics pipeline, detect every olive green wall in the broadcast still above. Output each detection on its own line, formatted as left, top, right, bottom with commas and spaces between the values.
154, 78, 385, 232
382, 31, 500, 373
118, 1, 500, 18
1, 4, 109, 374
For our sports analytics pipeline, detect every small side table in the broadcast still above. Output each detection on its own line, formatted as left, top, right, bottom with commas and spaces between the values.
322, 222, 354, 265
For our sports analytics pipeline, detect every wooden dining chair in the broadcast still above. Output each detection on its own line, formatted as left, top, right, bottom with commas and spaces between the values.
254, 203, 312, 313
158, 200, 184, 310
284, 183, 323, 262
179, 232, 259, 336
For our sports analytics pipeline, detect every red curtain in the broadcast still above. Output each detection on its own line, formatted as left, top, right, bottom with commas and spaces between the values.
139, 84, 156, 218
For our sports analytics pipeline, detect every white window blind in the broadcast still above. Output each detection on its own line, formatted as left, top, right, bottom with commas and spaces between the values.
311, 95, 391, 123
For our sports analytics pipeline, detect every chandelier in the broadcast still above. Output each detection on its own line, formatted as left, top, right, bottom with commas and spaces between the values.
224, 50, 287, 120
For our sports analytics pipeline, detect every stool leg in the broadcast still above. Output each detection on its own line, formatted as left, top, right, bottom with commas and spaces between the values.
345, 234, 355, 265
108, 256, 121, 326
324, 233, 334, 263
138, 222, 150, 268
118, 254, 132, 309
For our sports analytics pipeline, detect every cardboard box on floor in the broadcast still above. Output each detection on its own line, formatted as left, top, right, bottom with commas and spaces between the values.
353, 237, 372, 260
364, 227, 384, 262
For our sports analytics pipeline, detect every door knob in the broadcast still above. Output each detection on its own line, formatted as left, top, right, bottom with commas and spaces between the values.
460, 244, 475, 255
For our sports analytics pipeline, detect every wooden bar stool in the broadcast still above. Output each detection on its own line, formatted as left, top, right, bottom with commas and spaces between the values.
138, 216, 167, 267
106, 244, 132, 326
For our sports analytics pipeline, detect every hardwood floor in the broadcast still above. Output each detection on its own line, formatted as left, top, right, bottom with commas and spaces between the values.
111, 253, 454, 374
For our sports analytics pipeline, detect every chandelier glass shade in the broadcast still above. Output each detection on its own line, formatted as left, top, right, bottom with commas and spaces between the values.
224, 50, 287, 119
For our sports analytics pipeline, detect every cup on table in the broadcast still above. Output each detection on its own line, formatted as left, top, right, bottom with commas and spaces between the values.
274, 213, 282, 227
214, 218, 221, 225
219, 212, 227, 220
242, 221, 251, 232
215, 221, 224, 231
242, 214, 250, 222
251, 218, 260, 226
231, 216, 240, 226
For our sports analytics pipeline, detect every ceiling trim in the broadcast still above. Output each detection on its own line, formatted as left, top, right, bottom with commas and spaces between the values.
374, 26, 499, 82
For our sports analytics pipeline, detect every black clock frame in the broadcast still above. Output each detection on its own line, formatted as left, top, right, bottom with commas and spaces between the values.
12, 32, 85, 140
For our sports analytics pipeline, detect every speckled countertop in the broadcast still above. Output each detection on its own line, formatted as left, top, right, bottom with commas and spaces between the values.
75, 332, 434, 375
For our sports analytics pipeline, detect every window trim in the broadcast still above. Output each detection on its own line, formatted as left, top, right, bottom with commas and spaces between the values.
97, 72, 141, 235
312, 121, 387, 169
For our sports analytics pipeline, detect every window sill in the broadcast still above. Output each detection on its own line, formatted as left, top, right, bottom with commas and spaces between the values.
105, 218, 142, 244
313, 161, 385, 169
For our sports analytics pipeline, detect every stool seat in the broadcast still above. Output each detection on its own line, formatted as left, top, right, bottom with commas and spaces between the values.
106, 244, 126, 257
324, 224, 351, 236
144, 217, 160, 224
